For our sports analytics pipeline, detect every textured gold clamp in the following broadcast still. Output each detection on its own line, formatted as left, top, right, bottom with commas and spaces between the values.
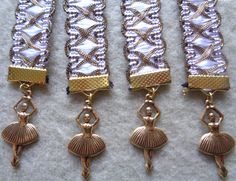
8, 66, 47, 85
68, 74, 110, 93
129, 68, 171, 90
188, 75, 230, 91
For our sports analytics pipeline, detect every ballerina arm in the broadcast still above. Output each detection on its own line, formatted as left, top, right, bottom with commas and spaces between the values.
211, 106, 224, 125
137, 103, 146, 124
201, 106, 210, 126
92, 110, 100, 128
13, 97, 29, 113
76, 109, 86, 127
13, 98, 23, 113
153, 104, 160, 121
28, 99, 37, 117
201, 104, 224, 125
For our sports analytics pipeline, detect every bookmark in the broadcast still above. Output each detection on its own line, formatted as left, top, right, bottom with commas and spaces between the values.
64, 0, 110, 179
178, 0, 235, 177
1, 0, 55, 167
121, 0, 171, 171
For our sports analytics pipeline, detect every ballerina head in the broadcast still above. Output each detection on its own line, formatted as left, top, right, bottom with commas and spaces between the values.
145, 107, 152, 117
20, 102, 28, 112
208, 112, 216, 123
84, 113, 91, 123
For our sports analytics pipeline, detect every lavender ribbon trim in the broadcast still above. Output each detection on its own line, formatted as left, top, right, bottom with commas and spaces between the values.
64, 0, 108, 78
179, 0, 227, 75
122, 0, 169, 77
10, 0, 55, 69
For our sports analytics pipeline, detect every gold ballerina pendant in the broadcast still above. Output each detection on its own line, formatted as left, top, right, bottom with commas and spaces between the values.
68, 95, 105, 179
1, 84, 38, 167
199, 93, 235, 178
130, 88, 168, 171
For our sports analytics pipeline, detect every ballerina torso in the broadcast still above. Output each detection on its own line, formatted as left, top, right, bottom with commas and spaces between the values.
81, 123, 93, 137
144, 116, 155, 130
17, 112, 30, 126
208, 122, 220, 133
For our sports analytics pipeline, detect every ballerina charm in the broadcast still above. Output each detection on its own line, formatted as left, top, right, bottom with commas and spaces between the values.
199, 93, 235, 178
68, 93, 105, 179
2, 83, 38, 167
130, 88, 168, 171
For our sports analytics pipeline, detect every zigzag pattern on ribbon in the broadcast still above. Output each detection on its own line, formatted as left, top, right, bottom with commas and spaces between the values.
10, 0, 55, 69
64, 0, 108, 78
179, 0, 227, 75
122, 0, 169, 77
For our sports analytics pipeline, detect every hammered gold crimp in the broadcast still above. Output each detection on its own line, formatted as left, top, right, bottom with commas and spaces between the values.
188, 75, 230, 91
129, 69, 171, 90
8, 66, 47, 85
68, 74, 110, 93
